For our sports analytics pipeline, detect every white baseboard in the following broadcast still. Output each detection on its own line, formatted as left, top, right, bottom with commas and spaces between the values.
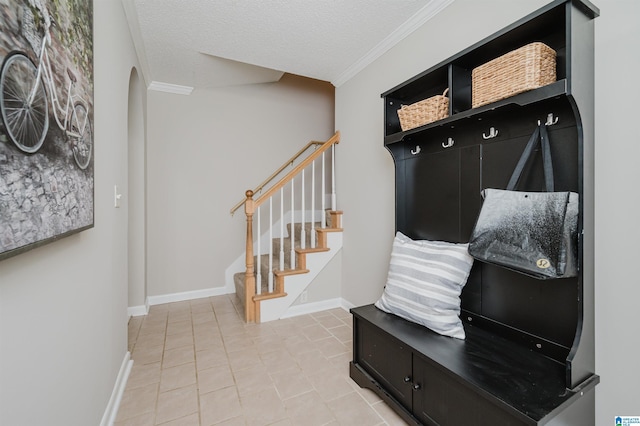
281, 297, 347, 319
340, 299, 356, 311
127, 287, 235, 316
100, 351, 133, 426
127, 305, 148, 317
146, 286, 232, 307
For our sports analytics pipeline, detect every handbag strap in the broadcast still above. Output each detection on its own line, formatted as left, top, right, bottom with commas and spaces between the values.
506, 124, 555, 191
540, 124, 554, 191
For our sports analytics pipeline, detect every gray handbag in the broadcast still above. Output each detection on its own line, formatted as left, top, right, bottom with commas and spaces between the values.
467, 124, 579, 279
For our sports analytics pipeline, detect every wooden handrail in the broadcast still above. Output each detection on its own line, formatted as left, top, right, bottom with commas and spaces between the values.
229, 139, 327, 215
248, 131, 340, 214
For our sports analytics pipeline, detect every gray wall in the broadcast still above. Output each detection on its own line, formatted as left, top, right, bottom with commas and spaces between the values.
593, 0, 640, 423
0, 0, 140, 424
335, 0, 640, 424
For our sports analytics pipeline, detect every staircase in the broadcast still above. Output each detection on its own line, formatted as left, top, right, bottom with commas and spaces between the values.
230, 131, 341, 323
233, 211, 343, 322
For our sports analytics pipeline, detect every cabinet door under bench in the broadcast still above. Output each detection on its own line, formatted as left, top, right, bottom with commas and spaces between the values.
350, 305, 599, 426
356, 319, 413, 412
412, 355, 524, 426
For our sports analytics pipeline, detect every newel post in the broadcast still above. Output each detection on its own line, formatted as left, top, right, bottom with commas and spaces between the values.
244, 190, 257, 322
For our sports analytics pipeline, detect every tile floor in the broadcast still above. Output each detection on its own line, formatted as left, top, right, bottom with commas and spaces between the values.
115, 295, 409, 426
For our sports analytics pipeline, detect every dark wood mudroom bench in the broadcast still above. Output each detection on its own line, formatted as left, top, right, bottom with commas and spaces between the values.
350, 304, 599, 425
349, 1, 600, 424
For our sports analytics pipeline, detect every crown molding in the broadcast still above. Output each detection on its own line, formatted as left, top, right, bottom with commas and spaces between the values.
332, 0, 454, 87
148, 81, 194, 95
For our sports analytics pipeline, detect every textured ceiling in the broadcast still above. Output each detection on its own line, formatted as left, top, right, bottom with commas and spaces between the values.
123, 0, 453, 92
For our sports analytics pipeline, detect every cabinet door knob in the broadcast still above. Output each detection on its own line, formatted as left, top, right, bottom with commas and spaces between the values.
413, 383, 421, 390
403, 376, 411, 383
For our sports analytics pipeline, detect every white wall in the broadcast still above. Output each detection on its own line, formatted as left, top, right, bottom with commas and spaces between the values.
0, 0, 140, 424
292, 251, 342, 307
335, 0, 640, 424
145, 74, 335, 299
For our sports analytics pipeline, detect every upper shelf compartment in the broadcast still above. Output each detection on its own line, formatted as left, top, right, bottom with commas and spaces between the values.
382, 0, 599, 144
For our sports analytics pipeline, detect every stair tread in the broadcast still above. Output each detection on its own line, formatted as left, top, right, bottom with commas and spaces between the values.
253, 291, 287, 302
296, 247, 330, 254
317, 227, 343, 233
274, 268, 310, 277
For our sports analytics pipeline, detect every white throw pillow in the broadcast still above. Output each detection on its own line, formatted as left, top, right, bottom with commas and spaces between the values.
375, 232, 474, 339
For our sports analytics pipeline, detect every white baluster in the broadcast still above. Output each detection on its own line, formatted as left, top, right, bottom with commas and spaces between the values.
311, 158, 316, 248
256, 206, 261, 295
301, 169, 306, 250
290, 178, 295, 269
331, 144, 337, 211
268, 198, 273, 293
280, 187, 284, 271
321, 151, 326, 228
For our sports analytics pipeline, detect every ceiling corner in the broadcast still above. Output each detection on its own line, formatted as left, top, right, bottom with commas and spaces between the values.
332, 0, 455, 87
121, 0, 152, 87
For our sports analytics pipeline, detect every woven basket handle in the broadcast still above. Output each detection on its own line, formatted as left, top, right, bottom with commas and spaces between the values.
399, 87, 449, 109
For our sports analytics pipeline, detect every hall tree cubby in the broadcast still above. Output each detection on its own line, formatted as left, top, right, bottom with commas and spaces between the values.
350, 1, 600, 425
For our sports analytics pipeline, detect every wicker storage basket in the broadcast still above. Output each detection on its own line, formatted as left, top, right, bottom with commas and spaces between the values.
397, 88, 449, 131
472, 42, 556, 108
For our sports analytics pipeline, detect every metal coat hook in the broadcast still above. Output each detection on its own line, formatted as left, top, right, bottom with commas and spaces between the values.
538, 113, 559, 126
482, 127, 499, 139
410, 145, 421, 155
442, 138, 455, 148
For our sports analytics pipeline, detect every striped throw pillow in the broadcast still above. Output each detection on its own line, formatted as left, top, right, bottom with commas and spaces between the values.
375, 232, 474, 339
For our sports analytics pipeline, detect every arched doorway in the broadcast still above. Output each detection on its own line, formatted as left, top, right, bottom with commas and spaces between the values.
127, 68, 146, 314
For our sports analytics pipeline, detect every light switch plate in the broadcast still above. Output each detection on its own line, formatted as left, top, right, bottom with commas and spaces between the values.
114, 185, 122, 208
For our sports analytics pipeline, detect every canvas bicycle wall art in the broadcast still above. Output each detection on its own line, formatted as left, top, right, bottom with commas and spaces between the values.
0, 0, 93, 260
